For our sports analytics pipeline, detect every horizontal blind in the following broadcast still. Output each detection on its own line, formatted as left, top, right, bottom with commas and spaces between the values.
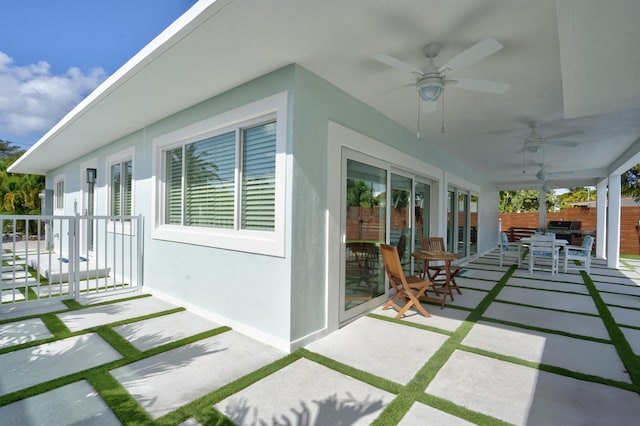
185, 131, 236, 228
111, 163, 121, 216
165, 148, 183, 225
242, 121, 276, 230
123, 160, 133, 217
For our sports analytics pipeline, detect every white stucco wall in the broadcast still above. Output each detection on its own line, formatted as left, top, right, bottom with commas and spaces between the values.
43, 64, 499, 351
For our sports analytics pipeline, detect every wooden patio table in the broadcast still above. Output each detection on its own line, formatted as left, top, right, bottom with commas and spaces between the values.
411, 250, 461, 302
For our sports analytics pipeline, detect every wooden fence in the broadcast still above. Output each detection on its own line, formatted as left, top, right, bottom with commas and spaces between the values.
500, 206, 640, 255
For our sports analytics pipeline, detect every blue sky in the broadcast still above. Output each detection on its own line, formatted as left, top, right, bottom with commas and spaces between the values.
0, 0, 197, 150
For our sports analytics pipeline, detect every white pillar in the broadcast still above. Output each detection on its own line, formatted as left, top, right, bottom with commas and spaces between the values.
596, 179, 607, 259
539, 189, 547, 228
607, 175, 621, 268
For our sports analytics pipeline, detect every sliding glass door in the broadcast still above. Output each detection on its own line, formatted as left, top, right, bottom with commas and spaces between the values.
390, 174, 412, 275
342, 158, 387, 316
341, 151, 434, 323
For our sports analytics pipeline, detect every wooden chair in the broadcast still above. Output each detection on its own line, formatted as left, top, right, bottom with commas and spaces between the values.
420, 237, 462, 298
380, 244, 444, 318
528, 235, 560, 274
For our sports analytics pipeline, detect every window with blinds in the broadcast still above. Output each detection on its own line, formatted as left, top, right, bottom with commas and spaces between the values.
164, 120, 276, 231
110, 160, 132, 218
55, 180, 64, 210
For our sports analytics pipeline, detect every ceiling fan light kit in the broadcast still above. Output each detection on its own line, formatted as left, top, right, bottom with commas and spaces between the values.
417, 75, 444, 101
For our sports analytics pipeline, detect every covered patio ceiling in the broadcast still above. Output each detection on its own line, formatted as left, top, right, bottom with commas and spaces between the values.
10, 0, 640, 191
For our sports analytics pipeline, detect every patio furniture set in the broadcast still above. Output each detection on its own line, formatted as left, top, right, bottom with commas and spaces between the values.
499, 232, 594, 275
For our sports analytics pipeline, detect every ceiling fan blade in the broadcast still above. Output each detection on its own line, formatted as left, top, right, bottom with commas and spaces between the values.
447, 78, 510, 94
548, 140, 580, 147
438, 38, 503, 75
369, 82, 414, 98
371, 54, 423, 75
543, 129, 584, 140
548, 171, 574, 176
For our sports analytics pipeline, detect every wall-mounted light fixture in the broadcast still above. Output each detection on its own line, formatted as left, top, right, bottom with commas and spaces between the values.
86, 168, 97, 184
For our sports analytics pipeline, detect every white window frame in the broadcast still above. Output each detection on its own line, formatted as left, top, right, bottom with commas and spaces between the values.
152, 91, 288, 257
54, 175, 65, 213
106, 148, 135, 233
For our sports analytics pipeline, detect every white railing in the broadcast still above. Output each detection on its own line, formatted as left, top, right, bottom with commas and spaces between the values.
0, 214, 143, 306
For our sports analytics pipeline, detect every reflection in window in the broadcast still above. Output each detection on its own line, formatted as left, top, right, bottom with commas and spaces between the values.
344, 159, 386, 310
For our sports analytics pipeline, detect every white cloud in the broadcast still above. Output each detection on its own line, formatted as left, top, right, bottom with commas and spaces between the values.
0, 51, 106, 138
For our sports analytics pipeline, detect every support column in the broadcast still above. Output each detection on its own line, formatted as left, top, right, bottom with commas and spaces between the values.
596, 179, 607, 259
607, 175, 621, 268
539, 188, 547, 228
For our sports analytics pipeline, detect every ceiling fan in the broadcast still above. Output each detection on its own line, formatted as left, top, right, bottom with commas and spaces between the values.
372, 38, 510, 112
535, 164, 573, 181
518, 122, 583, 153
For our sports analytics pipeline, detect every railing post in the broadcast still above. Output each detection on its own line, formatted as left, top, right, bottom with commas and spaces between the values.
137, 214, 144, 291
72, 213, 80, 299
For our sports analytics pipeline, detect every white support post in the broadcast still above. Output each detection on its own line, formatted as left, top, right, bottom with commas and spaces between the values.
539, 189, 547, 228
607, 175, 621, 268
596, 179, 607, 259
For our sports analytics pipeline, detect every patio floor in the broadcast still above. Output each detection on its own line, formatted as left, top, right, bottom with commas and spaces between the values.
1, 250, 640, 425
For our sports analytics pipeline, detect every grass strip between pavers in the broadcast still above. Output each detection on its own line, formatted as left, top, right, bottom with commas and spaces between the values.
41, 312, 72, 338
155, 350, 305, 426
371, 265, 518, 426
0, 307, 186, 356
459, 344, 639, 393
86, 368, 153, 426
0, 325, 232, 408
581, 271, 640, 389
367, 312, 453, 337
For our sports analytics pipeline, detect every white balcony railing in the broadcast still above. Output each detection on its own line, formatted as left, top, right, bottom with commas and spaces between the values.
0, 214, 143, 306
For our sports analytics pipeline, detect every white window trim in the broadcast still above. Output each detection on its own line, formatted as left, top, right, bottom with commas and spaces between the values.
53, 174, 65, 213
151, 91, 288, 257
106, 147, 135, 234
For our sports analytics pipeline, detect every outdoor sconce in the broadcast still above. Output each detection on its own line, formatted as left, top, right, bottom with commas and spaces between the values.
86, 168, 97, 184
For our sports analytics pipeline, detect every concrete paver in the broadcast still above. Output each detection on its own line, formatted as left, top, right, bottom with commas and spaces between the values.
483, 301, 610, 339
372, 304, 470, 333
57, 296, 178, 332
609, 305, 640, 327
398, 402, 474, 426
113, 310, 221, 351
506, 276, 590, 294
600, 292, 640, 309
426, 350, 640, 425
454, 277, 496, 291
111, 330, 284, 419
0, 298, 67, 321
462, 320, 630, 382
216, 358, 394, 426
0, 333, 121, 396
495, 286, 599, 314
0, 318, 52, 349
595, 281, 640, 296
1, 250, 640, 425
306, 316, 449, 385
0, 380, 120, 426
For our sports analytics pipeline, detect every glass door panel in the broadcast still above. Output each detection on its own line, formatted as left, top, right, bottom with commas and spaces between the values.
470, 194, 478, 256
458, 192, 468, 257
344, 159, 386, 311
390, 174, 412, 275
414, 181, 430, 251
447, 190, 455, 252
